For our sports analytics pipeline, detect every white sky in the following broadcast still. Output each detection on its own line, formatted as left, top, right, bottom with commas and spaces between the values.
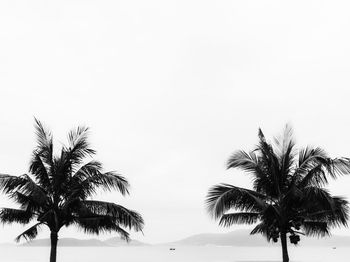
1, 0, 350, 244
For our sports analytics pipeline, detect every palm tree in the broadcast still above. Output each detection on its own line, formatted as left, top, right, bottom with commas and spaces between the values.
0, 119, 144, 262
206, 126, 349, 262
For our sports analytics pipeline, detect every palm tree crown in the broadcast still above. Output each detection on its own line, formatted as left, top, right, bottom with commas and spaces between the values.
0, 119, 144, 261
206, 126, 349, 262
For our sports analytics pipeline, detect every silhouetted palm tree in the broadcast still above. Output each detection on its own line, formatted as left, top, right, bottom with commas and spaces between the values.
0, 119, 144, 262
206, 126, 349, 262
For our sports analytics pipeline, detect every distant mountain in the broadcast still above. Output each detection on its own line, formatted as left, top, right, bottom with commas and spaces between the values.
167, 229, 350, 247
104, 237, 148, 246
23, 238, 107, 247
167, 230, 271, 247
15, 230, 350, 247
22, 237, 147, 247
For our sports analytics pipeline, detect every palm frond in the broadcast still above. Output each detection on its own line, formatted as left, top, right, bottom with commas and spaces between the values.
250, 221, 275, 241
33, 118, 53, 167
302, 221, 330, 237
66, 126, 95, 166
227, 150, 261, 173
0, 174, 26, 193
226, 150, 275, 195
303, 196, 349, 227
273, 125, 296, 173
15, 222, 43, 242
0, 208, 34, 224
96, 172, 130, 195
328, 196, 349, 227
81, 200, 144, 232
74, 216, 130, 240
10, 191, 49, 211
0, 174, 47, 201
302, 187, 335, 212
206, 184, 267, 219
250, 222, 267, 235
256, 129, 282, 196
29, 153, 51, 188
330, 158, 350, 177
71, 162, 130, 198
275, 125, 296, 181
273, 124, 295, 156
298, 164, 327, 188
73, 161, 103, 180
219, 212, 260, 227
297, 147, 328, 173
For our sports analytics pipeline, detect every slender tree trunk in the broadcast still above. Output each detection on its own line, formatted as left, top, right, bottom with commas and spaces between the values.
50, 231, 58, 262
280, 232, 289, 262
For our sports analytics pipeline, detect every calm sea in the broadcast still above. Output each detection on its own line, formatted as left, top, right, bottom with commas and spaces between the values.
0, 246, 347, 262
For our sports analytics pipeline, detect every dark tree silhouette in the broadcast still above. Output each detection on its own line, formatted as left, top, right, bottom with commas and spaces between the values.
0, 119, 144, 262
206, 126, 349, 262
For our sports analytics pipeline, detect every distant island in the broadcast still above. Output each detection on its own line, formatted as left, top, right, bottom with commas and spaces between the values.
167, 229, 350, 247
3, 229, 350, 247
20, 237, 147, 247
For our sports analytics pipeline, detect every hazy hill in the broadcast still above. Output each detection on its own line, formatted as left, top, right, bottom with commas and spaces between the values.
22, 238, 107, 247
104, 237, 148, 246
21, 237, 147, 247
14, 230, 350, 247
168, 229, 350, 247
167, 230, 270, 247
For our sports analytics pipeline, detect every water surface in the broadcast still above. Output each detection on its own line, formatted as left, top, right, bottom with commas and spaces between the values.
0, 246, 346, 262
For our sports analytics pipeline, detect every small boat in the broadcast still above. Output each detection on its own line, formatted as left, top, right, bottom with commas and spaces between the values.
332, 247, 337, 249
169, 248, 176, 251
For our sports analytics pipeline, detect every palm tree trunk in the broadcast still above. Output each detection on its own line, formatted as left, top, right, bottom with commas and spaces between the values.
50, 231, 58, 262
280, 232, 289, 262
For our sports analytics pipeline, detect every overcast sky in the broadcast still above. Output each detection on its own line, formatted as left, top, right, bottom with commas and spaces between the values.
1, 0, 350, 244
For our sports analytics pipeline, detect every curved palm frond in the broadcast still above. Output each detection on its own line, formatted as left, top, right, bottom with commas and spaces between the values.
0, 174, 27, 193
96, 172, 130, 195
74, 216, 130, 240
206, 184, 267, 219
273, 125, 296, 178
296, 147, 331, 183
302, 221, 329, 237
250, 222, 267, 235
15, 222, 43, 242
33, 118, 53, 168
73, 161, 103, 180
273, 125, 295, 157
10, 191, 47, 210
302, 187, 335, 212
29, 153, 51, 189
298, 147, 328, 169
219, 212, 259, 227
298, 164, 327, 188
81, 200, 144, 232
250, 221, 277, 241
66, 126, 95, 167
330, 158, 350, 177
327, 196, 349, 227
227, 150, 261, 173
0, 174, 47, 200
72, 162, 130, 198
0, 208, 34, 224
257, 129, 282, 196
226, 150, 275, 195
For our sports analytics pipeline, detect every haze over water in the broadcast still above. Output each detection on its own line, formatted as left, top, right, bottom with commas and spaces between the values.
1, 246, 348, 262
